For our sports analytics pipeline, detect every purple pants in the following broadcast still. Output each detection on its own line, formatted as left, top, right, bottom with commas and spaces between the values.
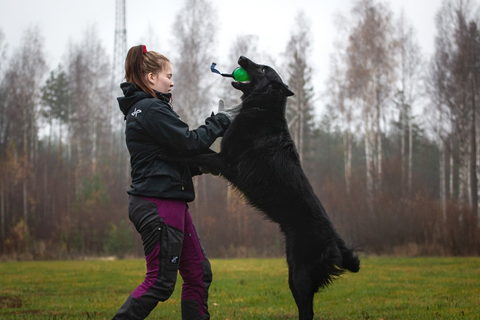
113, 195, 212, 320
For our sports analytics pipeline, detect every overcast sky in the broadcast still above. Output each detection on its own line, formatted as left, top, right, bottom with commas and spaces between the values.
1, 0, 443, 115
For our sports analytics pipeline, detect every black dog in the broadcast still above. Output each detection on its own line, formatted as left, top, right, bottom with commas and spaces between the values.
166, 56, 359, 320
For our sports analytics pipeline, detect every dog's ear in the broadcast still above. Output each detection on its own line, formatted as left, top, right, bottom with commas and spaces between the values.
283, 84, 294, 97
269, 81, 294, 97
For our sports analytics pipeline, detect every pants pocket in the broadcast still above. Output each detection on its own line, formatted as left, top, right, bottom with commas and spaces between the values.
163, 225, 184, 271
128, 195, 163, 256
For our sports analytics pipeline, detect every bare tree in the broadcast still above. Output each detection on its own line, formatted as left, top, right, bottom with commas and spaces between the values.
426, 1, 457, 219
6, 27, 47, 227
40, 65, 71, 222
170, 0, 220, 219
285, 10, 315, 164
66, 24, 111, 180
0, 29, 6, 75
218, 34, 260, 212
0, 28, 8, 249
426, 51, 452, 221
346, 0, 396, 210
394, 10, 423, 197
429, 0, 480, 223
220, 34, 260, 107
327, 12, 357, 195
171, 0, 218, 127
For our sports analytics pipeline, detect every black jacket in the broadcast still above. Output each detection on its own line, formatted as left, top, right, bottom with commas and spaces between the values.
118, 82, 230, 202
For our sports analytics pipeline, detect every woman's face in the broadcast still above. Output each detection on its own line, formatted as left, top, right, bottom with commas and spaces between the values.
148, 62, 174, 94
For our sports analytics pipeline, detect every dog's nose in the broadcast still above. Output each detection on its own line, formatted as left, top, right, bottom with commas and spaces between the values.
238, 56, 248, 63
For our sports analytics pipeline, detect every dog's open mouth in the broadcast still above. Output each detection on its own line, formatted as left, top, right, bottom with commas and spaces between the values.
232, 79, 250, 91
232, 68, 251, 90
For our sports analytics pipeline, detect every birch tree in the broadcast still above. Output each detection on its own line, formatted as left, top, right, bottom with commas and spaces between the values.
394, 11, 423, 197
327, 12, 356, 194
169, 0, 221, 221
220, 34, 260, 212
5, 27, 47, 227
285, 10, 315, 164
171, 0, 218, 127
426, 54, 452, 221
346, 0, 396, 210
220, 34, 260, 108
0, 29, 8, 249
430, 0, 480, 223
66, 25, 110, 181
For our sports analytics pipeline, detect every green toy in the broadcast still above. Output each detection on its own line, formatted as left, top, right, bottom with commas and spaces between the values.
232, 67, 250, 82
211, 63, 250, 82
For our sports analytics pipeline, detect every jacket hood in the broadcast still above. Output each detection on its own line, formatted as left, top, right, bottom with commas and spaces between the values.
118, 82, 172, 119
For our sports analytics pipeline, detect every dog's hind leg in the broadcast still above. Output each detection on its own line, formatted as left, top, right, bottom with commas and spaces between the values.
287, 258, 315, 320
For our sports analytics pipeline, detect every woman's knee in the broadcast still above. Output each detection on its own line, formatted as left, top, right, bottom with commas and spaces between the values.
180, 258, 211, 287
201, 259, 212, 285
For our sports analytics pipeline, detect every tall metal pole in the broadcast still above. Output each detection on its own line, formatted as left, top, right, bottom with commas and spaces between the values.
112, 0, 130, 189
112, 0, 127, 96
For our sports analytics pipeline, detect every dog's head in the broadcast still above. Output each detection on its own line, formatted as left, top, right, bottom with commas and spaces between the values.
231, 56, 294, 100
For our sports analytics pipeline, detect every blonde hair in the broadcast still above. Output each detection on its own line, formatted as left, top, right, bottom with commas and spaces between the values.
125, 45, 170, 97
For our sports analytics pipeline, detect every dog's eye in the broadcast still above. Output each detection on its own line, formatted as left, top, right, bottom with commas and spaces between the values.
262, 68, 266, 73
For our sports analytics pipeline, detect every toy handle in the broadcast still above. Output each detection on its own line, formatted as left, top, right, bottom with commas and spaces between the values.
210, 62, 234, 78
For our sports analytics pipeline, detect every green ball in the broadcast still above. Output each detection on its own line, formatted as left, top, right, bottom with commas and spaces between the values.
232, 67, 250, 82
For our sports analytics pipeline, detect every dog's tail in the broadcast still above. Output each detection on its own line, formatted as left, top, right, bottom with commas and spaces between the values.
310, 241, 360, 292
338, 241, 360, 273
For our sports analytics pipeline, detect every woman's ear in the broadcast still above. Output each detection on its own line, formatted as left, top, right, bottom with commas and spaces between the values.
146, 72, 155, 85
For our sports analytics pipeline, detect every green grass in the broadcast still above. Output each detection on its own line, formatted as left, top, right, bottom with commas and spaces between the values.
1, 257, 479, 319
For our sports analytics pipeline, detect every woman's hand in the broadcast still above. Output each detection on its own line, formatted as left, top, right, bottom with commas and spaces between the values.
217, 99, 242, 122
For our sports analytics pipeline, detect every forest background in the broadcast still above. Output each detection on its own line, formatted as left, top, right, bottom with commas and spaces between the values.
0, 0, 479, 260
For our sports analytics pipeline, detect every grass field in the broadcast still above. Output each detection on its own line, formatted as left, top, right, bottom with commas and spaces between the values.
0, 257, 479, 319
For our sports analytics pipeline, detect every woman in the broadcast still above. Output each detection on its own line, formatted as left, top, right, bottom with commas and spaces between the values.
113, 45, 239, 320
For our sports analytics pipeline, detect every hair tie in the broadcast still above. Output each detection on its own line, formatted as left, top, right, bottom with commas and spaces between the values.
142, 45, 147, 54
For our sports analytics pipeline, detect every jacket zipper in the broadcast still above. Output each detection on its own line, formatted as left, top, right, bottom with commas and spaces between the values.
159, 218, 166, 262
181, 165, 188, 191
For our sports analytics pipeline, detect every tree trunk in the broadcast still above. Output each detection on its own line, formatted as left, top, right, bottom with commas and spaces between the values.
450, 139, 454, 199
470, 80, 478, 221
298, 102, 305, 164
376, 107, 383, 194
401, 108, 406, 192
0, 186, 5, 252
22, 104, 28, 226
365, 113, 374, 213
477, 104, 480, 228
408, 108, 413, 195
343, 129, 352, 195
458, 135, 469, 218
440, 141, 447, 222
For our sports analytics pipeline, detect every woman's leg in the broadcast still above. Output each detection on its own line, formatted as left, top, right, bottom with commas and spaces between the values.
179, 206, 212, 320
112, 196, 186, 320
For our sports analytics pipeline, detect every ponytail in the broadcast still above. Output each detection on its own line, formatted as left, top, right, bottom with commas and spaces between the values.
124, 45, 170, 98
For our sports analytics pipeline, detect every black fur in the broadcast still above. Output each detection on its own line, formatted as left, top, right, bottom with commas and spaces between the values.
165, 56, 359, 320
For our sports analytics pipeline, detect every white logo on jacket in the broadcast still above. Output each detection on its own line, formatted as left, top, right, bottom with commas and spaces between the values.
131, 108, 142, 117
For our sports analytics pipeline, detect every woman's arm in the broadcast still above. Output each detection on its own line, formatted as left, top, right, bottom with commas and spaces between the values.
142, 101, 230, 155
